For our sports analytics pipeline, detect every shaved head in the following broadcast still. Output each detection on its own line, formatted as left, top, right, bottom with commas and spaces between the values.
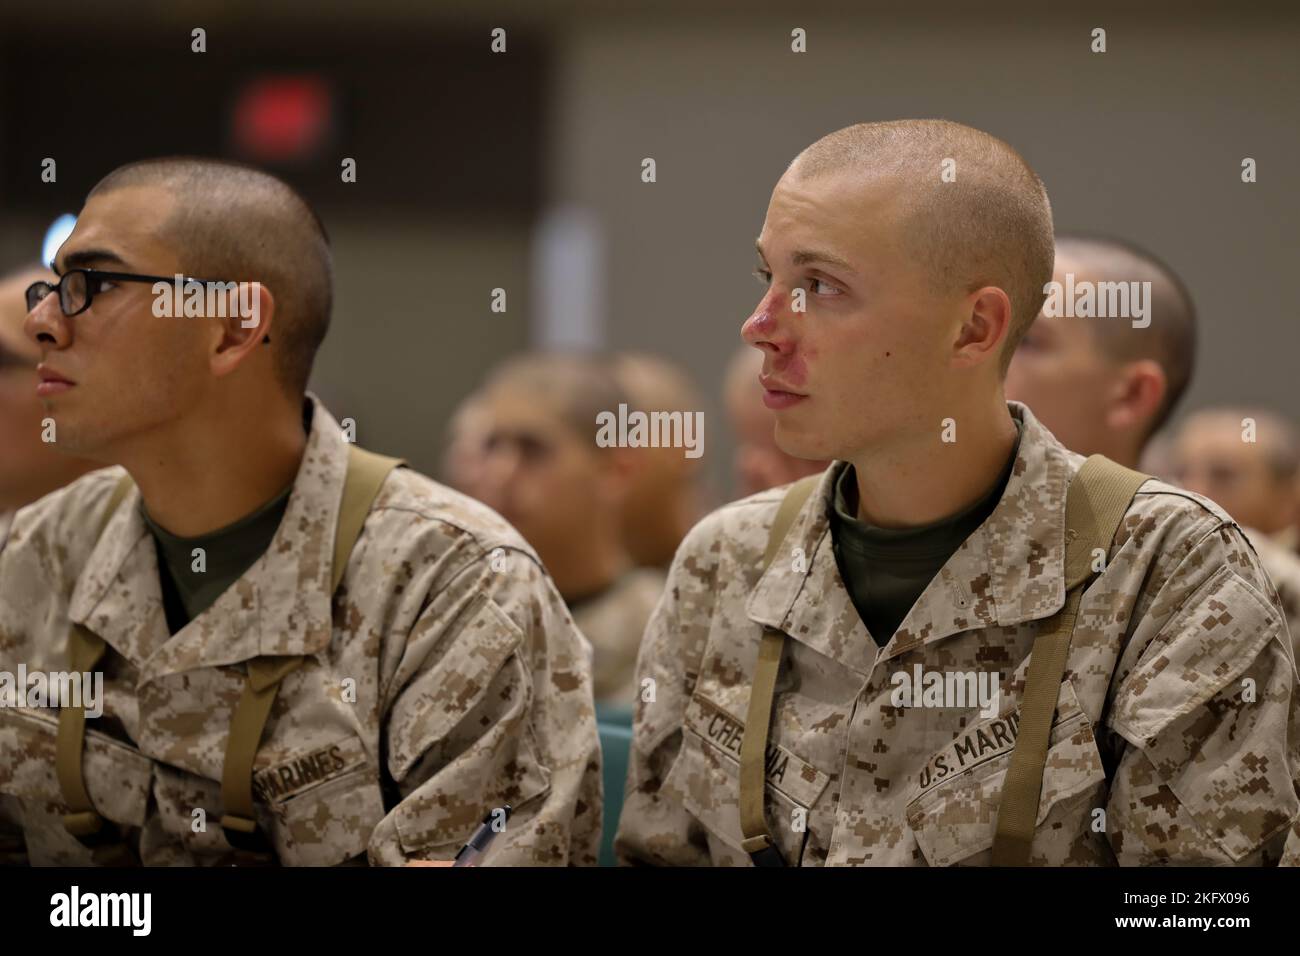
474, 352, 638, 594
485, 352, 629, 445
87, 157, 332, 394
1054, 235, 1197, 436
788, 119, 1054, 372
610, 352, 704, 420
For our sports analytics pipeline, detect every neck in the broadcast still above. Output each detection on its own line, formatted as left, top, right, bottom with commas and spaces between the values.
851, 396, 1017, 528
118, 393, 307, 537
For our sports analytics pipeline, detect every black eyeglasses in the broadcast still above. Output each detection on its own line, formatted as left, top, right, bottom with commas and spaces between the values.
25, 268, 225, 318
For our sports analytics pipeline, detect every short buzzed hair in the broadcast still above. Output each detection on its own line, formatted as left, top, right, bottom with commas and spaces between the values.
609, 352, 704, 418
789, 119, 1055, 373
485, 352, 631, 447
1056, 234, 1197, 438
87, 157, 332, 394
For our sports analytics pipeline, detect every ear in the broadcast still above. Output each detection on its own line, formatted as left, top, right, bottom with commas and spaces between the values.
1105, 359, 1167, 433
951, 286, 1013, 369
210, 281, 276, 379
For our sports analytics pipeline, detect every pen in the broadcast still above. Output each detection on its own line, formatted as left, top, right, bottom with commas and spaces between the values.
452, 805, 513, 867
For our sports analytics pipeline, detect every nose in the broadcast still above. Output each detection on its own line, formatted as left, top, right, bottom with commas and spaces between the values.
23, 291, 71, 351
741, 287, 795, 357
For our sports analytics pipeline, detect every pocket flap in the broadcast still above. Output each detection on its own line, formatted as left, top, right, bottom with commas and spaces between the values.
683, 694, 830, 810
662, 694, 829, 861
1111, 565, 1280, 747
386, 593, 525, 780
905, 679, 1106, 866
0, 708, 151, 827
268, 763, 386, 867
390, 720, 551, 858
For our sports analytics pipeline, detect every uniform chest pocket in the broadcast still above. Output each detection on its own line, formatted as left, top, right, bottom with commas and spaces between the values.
904, 679, 1109, 867
260, 738, 387, 867
0, 708, 153, 865
662, 693, 831, 866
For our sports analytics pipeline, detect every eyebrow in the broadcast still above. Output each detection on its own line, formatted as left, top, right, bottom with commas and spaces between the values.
56, 248, 129, 275
754, 238, 856, 275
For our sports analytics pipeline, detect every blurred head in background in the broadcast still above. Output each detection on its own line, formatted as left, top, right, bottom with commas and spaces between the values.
472, 352, 668, 706
473, 352, 636, 600
609, 351, 707, 568
1170, 407, 1300, 536
1005, 235, 1196, 469
724, 345, 828, 498
1001, 237, 1300, 648
440, 389, 491, 495
0, 263, 99, 514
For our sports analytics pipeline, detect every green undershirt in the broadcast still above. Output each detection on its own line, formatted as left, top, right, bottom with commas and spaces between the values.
830, 419, 1022, 647
143, 481, 294, 635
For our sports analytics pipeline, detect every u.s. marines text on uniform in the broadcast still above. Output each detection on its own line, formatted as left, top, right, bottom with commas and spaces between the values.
0, 397, 603, 865
617, 403, 1300, 865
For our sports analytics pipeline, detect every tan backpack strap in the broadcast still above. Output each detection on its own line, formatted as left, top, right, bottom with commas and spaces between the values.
739, 473, 821, 867
219, 442, 404, 852
56, 625, 111, 836
56, 475, 137, 862
219, 655, 306, 849
332, 445, 405, 593
991, 455, 1149, 866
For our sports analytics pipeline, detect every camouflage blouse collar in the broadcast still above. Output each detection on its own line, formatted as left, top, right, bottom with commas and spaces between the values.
68, 393, 346, 680
745, 401, 1071, 664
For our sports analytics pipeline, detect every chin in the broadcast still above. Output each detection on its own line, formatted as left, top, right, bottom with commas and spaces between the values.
45, 406, 130, 463
47, 427, 98, 461
773, 426, 832, 463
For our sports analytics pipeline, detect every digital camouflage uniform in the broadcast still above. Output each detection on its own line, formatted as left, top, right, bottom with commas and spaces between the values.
0, 397, 602, 866
616, 402, 1300, 866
